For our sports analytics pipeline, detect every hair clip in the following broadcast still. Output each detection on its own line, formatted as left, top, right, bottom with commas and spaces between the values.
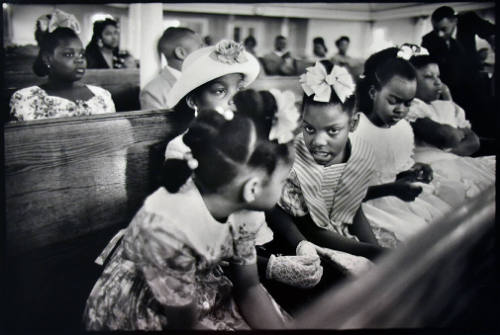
268, 89, 300, 144
183, 152, 199, 170
300, 62, 355, 103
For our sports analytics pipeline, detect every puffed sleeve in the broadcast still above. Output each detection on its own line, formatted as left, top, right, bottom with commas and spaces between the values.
406, 99, 432, 123
123, 209, 196, 307
278, 169, 308, 217
9, 87, 37, 121
453, 102, 471, 129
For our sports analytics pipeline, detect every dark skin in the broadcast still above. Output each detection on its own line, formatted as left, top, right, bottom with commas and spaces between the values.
41, 36, 95, 102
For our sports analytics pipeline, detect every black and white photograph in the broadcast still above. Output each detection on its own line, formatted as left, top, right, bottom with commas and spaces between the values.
2, 1, 497, 333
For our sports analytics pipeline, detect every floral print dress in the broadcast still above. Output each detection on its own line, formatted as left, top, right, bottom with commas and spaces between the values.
83, 180, 285, 330
9, 85, 115, 121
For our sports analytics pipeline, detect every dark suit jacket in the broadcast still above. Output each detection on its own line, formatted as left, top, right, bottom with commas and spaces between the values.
260, 51, 298, 76
421, 12, 495, 104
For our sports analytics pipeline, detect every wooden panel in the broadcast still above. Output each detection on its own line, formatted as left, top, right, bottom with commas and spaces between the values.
4, 109, 191, 256
3, 68, 140, 112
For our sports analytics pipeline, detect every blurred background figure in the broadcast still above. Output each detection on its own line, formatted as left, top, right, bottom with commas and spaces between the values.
261, 35, 298, 76
244, 35, 257, 56
331, 35, 364, 81
140, 27, 202, 110
311, 37, 328, 62
85, 18, 136, 69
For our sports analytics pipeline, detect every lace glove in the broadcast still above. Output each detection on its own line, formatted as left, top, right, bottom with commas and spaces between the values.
315, 246, 373, 277
266, 255, 323, 289
296, 240, 319, 257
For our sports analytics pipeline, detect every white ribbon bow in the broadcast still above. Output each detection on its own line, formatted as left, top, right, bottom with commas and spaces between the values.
268, 88, 300, 144
396, 44, 429, 60
37, 9, 81, 34
300, 62, 355, 103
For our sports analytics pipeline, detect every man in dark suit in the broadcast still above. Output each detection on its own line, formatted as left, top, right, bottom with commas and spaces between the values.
421, 6, 495, 138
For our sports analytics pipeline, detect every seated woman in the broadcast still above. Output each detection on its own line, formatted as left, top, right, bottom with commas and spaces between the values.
9, 10, 115, 121
85, 18, 136, 69
406, 54, 495, 201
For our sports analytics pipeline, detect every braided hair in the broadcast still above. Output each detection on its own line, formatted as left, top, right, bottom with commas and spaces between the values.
163, 89, 293, 194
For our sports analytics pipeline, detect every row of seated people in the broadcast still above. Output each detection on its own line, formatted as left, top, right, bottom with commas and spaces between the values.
5, 8, 496, 331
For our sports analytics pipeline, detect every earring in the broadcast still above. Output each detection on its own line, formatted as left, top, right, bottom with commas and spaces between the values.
98, 39, 103, 48
193, 105, 199, 118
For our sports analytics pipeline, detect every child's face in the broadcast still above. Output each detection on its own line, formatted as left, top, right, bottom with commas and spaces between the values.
101, 24, 119, 49
302, 103, 352, 166
370, 75, 416, 127
47, 37, 86, 82
415, 63, 443, 103
193, 73, 245, 113
249, 159, 293, 211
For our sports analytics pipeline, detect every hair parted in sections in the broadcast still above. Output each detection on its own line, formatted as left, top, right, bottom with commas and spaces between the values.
356, 47, 417, 113
163, 89, 293, 194
33, 27, 80, 77
301, 60, 356, 115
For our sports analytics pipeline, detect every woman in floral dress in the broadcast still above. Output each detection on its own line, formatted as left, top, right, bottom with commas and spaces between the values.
9, 10, 115, 121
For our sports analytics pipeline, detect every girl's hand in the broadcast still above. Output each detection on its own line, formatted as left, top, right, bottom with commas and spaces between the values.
391, 180, 423, 201
314, 246, 374, 276
266, 255, 323, 289
411, 162, 433, 183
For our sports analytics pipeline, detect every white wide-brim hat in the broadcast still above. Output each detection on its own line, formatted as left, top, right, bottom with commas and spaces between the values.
166, 40, 261, 109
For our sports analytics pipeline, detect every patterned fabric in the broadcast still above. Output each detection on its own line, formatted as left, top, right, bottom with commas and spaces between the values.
83, 181, 283, 330
9, 85, 115, 121
279, 133, 376, 240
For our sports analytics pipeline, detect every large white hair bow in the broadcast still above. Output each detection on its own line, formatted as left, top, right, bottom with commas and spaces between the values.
37, 9, 81, 34
300, 62, 355, 103
268, 89, 300, 144
396, 44, 429, 60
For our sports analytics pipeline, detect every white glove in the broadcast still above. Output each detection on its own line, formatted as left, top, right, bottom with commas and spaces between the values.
266, 254, 323, 289
315, 246, 373, 277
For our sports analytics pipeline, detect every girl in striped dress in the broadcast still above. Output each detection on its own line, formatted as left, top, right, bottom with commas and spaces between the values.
266, 60, 386, 270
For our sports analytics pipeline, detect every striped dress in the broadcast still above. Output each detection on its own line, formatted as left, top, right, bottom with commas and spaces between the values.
279, 133, 376, 240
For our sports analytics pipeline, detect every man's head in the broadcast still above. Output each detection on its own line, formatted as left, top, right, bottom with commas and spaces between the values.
335, 36, 350, 56
313, 37, 327, 58
431, 6, 458, 41
275, 35, 287, 52
158, 27, 203, 71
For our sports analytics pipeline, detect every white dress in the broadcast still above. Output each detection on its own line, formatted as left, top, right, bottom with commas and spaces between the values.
9, 85, 116, 121
407, 99, 495, 201
352, 113, 452, 246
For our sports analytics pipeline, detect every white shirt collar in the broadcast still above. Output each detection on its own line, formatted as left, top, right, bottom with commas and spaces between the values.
166, 64, 182, 79
274, 50, 287, 57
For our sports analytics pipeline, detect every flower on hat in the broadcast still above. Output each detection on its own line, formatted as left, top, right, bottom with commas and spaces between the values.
37, 9, 81, 34
300, 62, 355, 103
268, 89, 300, 144
397, 43, 429, 60
209, 39, 248, 65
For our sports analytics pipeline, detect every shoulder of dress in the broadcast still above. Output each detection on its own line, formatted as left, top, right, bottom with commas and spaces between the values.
86, 84, 112, 96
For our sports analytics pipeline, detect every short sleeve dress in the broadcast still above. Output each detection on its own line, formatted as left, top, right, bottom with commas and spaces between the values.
83, 180, 284, 330
9, 85, 116, 121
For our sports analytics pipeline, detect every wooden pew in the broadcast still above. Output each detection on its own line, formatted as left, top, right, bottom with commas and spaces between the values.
4, 109, 192, 330
249, 75, 303, 103
3, 68, 141, 114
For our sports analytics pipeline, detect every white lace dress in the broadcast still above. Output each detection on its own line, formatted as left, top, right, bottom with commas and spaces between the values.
407, 99, 495, 201
352, 113, 452, 246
